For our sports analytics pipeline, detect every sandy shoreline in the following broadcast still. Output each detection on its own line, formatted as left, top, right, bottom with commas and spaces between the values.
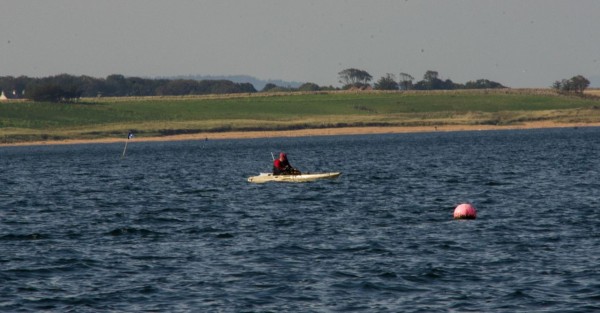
2, 121, 600, 147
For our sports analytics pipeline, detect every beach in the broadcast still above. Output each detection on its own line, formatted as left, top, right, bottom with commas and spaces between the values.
3, 121, 599, 147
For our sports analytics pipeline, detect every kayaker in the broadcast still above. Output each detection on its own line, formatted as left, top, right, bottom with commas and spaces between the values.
273, 152, 300, 175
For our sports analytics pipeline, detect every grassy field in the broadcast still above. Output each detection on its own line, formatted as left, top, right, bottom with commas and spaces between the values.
1, 89, 600, 143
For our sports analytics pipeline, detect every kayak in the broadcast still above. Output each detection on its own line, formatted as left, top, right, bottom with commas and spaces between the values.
247, 172, 341, 183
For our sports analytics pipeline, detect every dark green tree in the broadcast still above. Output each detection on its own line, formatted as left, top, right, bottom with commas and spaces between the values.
338, 68, 372, 89
105, 74, 128, 96
399, 73, 414, 90
551, 80, 562, 91
552, 75, 590, 94
374, 74, 399, 90
570, 75, 590, 94
27, 84, 81, 102
413, 70, 456, 90
423, 70, 439, 82
298, 82, 321, 91
464, 79, 505, 89
156, 79, 199, 95
261, 83, 278, 92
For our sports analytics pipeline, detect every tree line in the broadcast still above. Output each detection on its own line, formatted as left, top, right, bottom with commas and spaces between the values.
551, 75, 590, 94
339, 68, 592, 95
338, 68, 505, 91
0, 74, 258, 102
0, 70, 591, 103
0, 70, 504, 103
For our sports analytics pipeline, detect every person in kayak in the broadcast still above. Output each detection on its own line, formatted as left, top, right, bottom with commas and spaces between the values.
273, 152, 301, 175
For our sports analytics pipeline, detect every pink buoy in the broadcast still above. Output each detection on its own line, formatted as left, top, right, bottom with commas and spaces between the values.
453, 203, 477, 219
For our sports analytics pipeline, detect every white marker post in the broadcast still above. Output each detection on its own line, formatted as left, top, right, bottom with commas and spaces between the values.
121, 132, 134, 158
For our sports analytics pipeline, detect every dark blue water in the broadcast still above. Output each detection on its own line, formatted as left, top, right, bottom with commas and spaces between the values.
1, 128, 599, 312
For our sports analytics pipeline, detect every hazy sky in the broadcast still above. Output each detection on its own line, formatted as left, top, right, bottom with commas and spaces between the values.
2, 0, 599, 87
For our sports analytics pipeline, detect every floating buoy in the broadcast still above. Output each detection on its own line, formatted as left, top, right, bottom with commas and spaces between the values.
453, 203, 477, 219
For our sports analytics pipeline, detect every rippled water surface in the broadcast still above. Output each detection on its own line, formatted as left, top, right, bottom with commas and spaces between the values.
1, 128, 599, 312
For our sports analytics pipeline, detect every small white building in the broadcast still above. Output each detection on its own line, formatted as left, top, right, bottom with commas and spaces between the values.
0, 91, 8, 101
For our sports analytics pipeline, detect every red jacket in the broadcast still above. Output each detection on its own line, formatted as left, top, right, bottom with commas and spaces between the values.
274, 158, 291, 170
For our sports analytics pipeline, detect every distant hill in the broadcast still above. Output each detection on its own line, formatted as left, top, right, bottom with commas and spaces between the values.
163, 75, 304, 91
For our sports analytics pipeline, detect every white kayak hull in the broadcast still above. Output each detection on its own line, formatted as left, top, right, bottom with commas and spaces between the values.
247, 172, 341, 183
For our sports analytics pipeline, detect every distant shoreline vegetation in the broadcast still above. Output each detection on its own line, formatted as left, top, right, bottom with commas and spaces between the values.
0, 69, 511, 103
0, 69, 592, 107
0, 74, 258, 102
0, 69, 593, 103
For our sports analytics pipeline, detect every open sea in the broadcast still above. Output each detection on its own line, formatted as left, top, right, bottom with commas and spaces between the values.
1, 128, 599, 312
